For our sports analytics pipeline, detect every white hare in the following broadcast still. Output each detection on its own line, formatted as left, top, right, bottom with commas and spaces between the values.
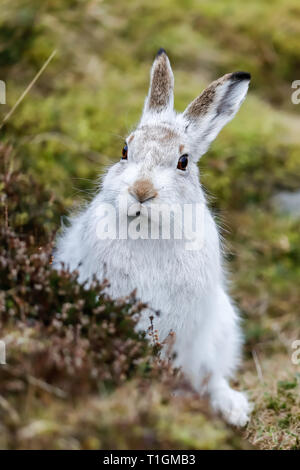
54, 49, 252, 426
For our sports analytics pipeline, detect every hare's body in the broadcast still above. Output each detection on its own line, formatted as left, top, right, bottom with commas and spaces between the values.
54, 49, 252, 426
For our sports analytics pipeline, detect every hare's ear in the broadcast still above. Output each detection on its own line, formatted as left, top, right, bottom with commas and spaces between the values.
183, 72, 251, 158
141, 48, 174, 120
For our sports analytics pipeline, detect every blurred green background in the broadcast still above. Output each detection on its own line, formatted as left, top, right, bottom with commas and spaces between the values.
1, 0, 300, 449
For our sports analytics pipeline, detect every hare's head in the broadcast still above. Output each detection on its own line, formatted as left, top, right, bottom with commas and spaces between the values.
103, 49, 250, 215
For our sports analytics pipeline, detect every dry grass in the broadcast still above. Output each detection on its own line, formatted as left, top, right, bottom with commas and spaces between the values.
243, 355, 300, 449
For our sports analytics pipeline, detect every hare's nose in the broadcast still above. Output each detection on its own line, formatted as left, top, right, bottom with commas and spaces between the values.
129, 178, 157, 203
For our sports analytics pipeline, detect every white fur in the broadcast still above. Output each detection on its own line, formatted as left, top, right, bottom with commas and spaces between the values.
53, 52, 252, 426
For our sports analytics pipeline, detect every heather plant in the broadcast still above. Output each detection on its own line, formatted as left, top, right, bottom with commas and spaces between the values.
0, 144, 160, 394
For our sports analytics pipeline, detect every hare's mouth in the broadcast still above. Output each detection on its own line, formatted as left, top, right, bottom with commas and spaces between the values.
127, 201, 153, 219
127, 203, 142, 218
128, 211, 140, 218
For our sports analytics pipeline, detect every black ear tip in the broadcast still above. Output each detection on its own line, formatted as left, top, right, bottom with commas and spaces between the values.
156, 47, 167, 57
232, 71, 251, 81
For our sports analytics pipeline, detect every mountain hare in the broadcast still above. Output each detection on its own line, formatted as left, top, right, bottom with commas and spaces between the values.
54, 49, 252, 426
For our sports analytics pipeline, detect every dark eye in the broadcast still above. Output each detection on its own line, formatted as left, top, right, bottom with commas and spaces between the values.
177, 154, 188, 171
121, 143, 128, 160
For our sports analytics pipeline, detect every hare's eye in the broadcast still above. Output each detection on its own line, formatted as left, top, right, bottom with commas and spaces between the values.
121, 143, 128, 160
177, 154, 188, 171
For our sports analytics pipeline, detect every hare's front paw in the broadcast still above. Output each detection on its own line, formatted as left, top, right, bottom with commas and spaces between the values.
211, 386, 252, 427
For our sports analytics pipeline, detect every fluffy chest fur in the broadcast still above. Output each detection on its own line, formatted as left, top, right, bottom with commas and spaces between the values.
54, 202, 221, 340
